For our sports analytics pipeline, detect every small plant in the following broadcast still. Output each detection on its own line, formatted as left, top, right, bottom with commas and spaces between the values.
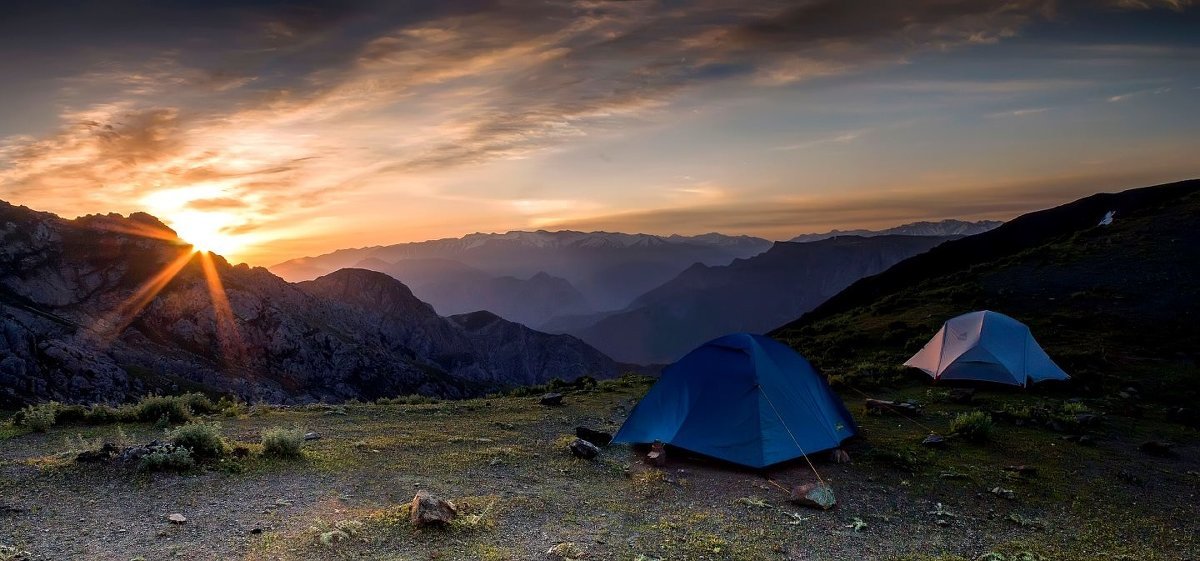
83, 405, 119, 425
261, 426, 306, 458
137, 395, 193, 424
950, 411, 994, 443
20, 403, 57, 432
138, 446, 195, 472
169, 422, 228, 459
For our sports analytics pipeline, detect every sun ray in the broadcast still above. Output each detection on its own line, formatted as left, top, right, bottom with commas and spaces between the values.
198, 251, 246, 365
87, 248, 196, 346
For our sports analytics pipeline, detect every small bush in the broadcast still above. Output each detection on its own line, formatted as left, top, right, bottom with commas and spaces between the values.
137, 395, 193, 424
20, 404, 57, 432
216, 396, 248, 417
83, 405, 119, 425
181, 393, 218, 415
261, 426, 306, 458
950, 411, 994, 443
169, 422, 228, 459
138, 447, 195, 472
54, 404, 89, 424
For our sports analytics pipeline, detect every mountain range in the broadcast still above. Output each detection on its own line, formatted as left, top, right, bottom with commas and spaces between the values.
270, 230, 774, 312
546, 235, 955, 363
0, 203, 621, 406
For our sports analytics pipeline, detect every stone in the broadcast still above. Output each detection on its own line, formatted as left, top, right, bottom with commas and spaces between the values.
789, 482, 836, 510
546, 542, 585, 559
647, 441, 667, 467
922, 434, 947, 448
568, 438, 601, 460
76, 443, 119, 464
575, 426, 613, 447
167, 513, 187, 525
990, 486, 1016, 500
1075, 413, 1101, 427
1003, 465, 1038, 477
540, 393, 564, 406
409, 491, 456, 527
303, 432, 321, 441
865, 398, 920, 415
1139, 441, 1175, 457
830, 448, 851, 464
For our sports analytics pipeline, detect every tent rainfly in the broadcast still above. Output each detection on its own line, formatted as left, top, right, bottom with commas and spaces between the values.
612, 333, 856, 469
904, 310, 1069, 387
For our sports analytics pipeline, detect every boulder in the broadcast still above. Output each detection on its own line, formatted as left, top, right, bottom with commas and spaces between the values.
574, 426, 613, 447
410, 491, 457, 527
789, 482, 836, 510
540, 393, 564, 406
167, 513, 187, 525
303, 432, 322, 441
568, 438, 601, 460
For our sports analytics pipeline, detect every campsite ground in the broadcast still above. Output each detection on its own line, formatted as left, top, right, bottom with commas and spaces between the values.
0, 378, 1196, 561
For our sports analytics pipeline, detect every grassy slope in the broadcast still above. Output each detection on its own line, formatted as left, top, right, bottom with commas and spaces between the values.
772, 181, 1200, 402
0, 382, 1196, 561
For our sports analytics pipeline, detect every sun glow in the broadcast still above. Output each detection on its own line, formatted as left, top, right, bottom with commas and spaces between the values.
167, 210, 246, 256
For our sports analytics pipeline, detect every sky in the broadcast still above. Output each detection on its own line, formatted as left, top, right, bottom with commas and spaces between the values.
0, 0, 1197, 266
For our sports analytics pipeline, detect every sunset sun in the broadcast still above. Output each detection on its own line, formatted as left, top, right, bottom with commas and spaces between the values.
164, 210, 246, 257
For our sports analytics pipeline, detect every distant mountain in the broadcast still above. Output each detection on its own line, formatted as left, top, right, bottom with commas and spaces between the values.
789, 219, 1001, 243
550, 235, 953, 364
0, 202, 621, 406
354, 257, 592, 327
271, 231, 773, 311
771, 179, 1200, 402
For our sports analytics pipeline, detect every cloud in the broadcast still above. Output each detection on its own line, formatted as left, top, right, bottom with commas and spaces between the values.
987, 107, 1050, 117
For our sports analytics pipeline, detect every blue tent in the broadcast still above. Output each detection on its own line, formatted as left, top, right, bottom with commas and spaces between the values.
613, 333, 857, 469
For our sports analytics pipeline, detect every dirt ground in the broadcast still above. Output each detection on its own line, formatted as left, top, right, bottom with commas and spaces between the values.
1, 382, 1197, 561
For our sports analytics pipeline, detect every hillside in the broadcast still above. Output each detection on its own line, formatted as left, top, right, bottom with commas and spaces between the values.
0, 202, 621, 406
554, 235, 953, 364
772, 179, 1200, 401
789, 219, 1002, 243
270, 231, 773, 311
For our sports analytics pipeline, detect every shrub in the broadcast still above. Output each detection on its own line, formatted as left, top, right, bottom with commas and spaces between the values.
83, 405, 120, 425
261, 426, 306, 458
169, 422, 228, 460
137, 395, 193, 424
138, 447, 195, 472
54, 404, 89, 424
21, 404, 57, 432
180, 393, 218, 415
216, 396, 248, 417
950, 411, 994, 443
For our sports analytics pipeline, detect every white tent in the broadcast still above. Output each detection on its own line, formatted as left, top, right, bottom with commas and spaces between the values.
904, 310, 1069, 387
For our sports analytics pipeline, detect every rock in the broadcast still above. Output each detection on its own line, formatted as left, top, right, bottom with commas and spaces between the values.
647, 441, 667, 467
76, 443, 119, 464
1075, 413, 1101, 427
167, 513, 187, 525
249, 527, 263, 534
1139, 441, 1175, 457
546, 542, 585, 559
989, 486, 1016, 500
948, 388, 975, 404
303, 432, 321, 441
921, 434, 947, 448
574, 426, 613, 447
540, 393, 564, 406
1003, 465, 1038, 477
789, 482, 837, 510
865, 398, 920, 415
409, 491, 456, 527
568, 438, 601, 460
830, 448, 851, 464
